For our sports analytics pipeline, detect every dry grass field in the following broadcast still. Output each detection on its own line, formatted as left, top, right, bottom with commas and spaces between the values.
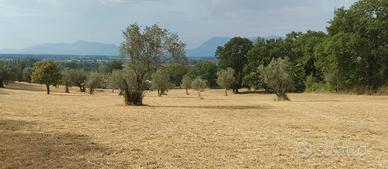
1, 82, 388, 168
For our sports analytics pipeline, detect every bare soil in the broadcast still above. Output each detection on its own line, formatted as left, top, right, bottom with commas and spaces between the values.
1, 82, 387, 168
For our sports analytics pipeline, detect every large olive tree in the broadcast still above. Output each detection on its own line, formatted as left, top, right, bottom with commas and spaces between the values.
31, 61, 62, 94
119, 24, 186, 105
259, 58, 294, 101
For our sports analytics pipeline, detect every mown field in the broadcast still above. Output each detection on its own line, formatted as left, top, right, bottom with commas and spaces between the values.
1, 82, 387, 168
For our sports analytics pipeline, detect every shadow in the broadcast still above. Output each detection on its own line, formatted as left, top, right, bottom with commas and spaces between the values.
294, 100, 340, 102
238, 90, 272, 95
0, 119, 114, 169
0, 91, 9, 95
149, 105, 270, 110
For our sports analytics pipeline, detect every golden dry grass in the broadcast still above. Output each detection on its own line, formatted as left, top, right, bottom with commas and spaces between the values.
1, 82, 388, 168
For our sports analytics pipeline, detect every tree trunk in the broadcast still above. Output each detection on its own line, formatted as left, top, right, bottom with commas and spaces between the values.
276, 93, 290, 101
0, 79, 4, 88
46, 84, 50, 95
123, 89, 144, 106
122, 80, 144, 105
79, 86, 86, 92
65, 85, 69, 93
225, 89, 228, 96
89, 88, 94, 95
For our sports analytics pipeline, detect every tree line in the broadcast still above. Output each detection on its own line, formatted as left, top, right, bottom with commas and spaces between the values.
1, 0, 386, 104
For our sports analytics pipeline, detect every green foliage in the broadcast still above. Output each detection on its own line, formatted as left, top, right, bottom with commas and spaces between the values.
22, 67, 33, 83
216, 68, 236, 96
164, 63, 188, 87
317, 0, 388, 92
191, 77, 208, 98
69, 69, 87, 92
0, 61, 20, 87
61, 68, 73, 93
86, 72, 103, 94
304, 75, 317, 92
98, 60, 123, 74
188, 61, 218, 88
181, 75, 192, 95
216, 37, 253, 93
259, 58, 293, 101
151, 69, 170, 96
31, 60, 62, 94
108, 70, 123, 91
119, 23, 186, 105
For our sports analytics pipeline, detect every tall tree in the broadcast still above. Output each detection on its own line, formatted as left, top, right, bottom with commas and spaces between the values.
119, 24, 186, 105
320, 0, 388, 91
31, 61, 62, 94
216, 37, 253, 93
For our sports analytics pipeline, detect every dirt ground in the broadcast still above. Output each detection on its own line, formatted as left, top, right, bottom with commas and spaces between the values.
1, 82, 387, 168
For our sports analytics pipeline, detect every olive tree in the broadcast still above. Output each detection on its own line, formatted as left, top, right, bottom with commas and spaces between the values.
259, 57, 293, 101
70, 69, 87, 92
151, 69, 170, 96
31, 60, 62, 94
61, 68, 72, 93
108, 70, 123, 93
119, 24, 186, 105
181, 75, 192, 95
22, 67, 33, 83
86, 72, 103, 94
0, 61, 17, 88
192, 77, 207, 99
217, 68, 236, 96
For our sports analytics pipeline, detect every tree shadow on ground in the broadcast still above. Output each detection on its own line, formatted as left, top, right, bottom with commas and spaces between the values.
149, 105, 271, 110
0, 119, 117, 169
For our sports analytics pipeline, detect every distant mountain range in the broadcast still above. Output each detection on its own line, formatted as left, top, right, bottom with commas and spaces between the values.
0, 36, 282, 58
0, 41, 119, 56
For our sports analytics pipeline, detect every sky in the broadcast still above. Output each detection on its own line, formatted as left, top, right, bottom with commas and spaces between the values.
0, 0, 358, 49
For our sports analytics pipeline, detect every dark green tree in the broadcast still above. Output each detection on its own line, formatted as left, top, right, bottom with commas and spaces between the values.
216, 37, 253, 93
188, 61, 218, 88
164, 63, 188, 87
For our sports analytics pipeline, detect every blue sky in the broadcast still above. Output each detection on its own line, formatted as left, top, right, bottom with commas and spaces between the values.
0, 0, 357, 49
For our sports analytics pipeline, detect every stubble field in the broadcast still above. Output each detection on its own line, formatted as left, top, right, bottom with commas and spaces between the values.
0, 82, 387, 168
